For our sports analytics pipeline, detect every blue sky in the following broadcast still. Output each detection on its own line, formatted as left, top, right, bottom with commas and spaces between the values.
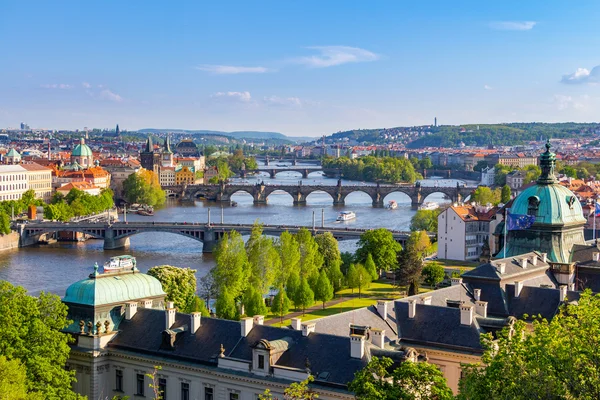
2, 1, 600, 136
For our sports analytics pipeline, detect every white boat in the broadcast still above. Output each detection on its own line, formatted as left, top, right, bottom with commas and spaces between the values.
337, 211, 356, 221
419, 202, 439, 211
103, 255, 137, 273
386, 200, 398, 210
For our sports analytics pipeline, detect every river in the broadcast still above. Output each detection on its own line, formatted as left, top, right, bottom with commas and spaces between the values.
0, 164, 475, 295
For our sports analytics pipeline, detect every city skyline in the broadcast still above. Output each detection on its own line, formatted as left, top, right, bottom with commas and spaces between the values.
2, 0, 600, 136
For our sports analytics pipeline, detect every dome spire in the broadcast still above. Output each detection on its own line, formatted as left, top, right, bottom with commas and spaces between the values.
537, 139, 557, 184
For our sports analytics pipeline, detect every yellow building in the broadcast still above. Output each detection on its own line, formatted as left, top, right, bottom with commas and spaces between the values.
175, 166, 195, 185
21, 162, 53, 202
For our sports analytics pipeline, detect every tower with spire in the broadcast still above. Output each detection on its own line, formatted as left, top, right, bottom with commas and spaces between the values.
115, 124, 120, 137
161, 135, 174, 167
140, 136, 161, 173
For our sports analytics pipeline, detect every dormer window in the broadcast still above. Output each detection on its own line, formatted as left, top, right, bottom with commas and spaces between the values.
527, 196, 540, 216
258, 354, 265, 369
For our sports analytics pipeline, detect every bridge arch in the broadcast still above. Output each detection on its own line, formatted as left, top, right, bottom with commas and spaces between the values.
343, 189, 375, 205
382, 191, 413, 204
265, 190, 294, 204
420, 190, 455, 205
306, 170, 324, 178
113, 228, 207, 243
24, 227, 106, 240
273, 170, 303, 179
305, 190, 334, 205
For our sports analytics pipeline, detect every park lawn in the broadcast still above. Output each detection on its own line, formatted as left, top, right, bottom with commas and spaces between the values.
270, 298, 378, 328
428, 258, 479, 270
336, 280, 401, 299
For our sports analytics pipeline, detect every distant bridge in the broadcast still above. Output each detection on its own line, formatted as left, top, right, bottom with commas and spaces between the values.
18, 221, 421, 253
253, 156, 322, 166
239, 166, 323, 179
164, 182, 475, 208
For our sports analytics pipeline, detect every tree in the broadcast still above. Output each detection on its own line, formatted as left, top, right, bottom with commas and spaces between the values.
43, 202, 73, 222
0, 281, 82, 399
122, 169, 165, 207
313, 270, 334, 308
286, 272, 301, 311
294, 277, 314, 315
396, 242, 424, 296
259, 375, 318, 400
410, 209, 440, 232
470, 186, 500, 206
0, 210, 10, 234
315, 232, 342, 273
500, 184, 511, 203
147, 266, 197, 313
0, 356, 32, 400
275, 231, 300, 288
294, 228, 323, 278
459, 290, 600, 399
190, 296, 211, 316
215, 290, 237, 320
356, 228, 402, 272
198, 273, 217, 310
246, 223, 281, 294
271, 287, 291, 324
340, 251, 355, 275
242, 286, 267, 317
364, 253, 379, 280
353, 264, 372, 298
523, 164, 541, 184
408, 230, 431, 255
562, 165, 578, 178
422, 262, 445, 287
349, 357, 453, 400
473, 160, 489, 172
346, 263, 358, 293
213, 231, 249, 299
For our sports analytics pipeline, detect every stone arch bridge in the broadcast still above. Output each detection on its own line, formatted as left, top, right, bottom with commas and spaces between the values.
239, 167, 323, 179
173, 182, 475, 208
18, 222, 420, 253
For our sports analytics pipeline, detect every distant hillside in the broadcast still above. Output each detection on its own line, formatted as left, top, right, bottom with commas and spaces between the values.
329, 123, 600, 148
138, 128, 291, 141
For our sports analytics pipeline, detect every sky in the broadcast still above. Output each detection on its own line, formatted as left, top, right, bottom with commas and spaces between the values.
2, 1, 600, 137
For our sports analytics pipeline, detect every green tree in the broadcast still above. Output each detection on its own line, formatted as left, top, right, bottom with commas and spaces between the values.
562, 165, 577, 178
523, 164, 541, 184
349, 357, 453, 400
313, 270, 334, 308
271, 287, 291, 324
275, 231, 300, 288
340, 251, 355, 276
122, 169, 165, 207
396, 242, 424, 296
315, 232, 342, 272
295, 228, 323, 278
353, 264, 372, 298
246, 223, 281, 294
356, 228, 402, 272
0, 281, 82, 399
147, 265, 197, 313
215, 290, 237, 320
408, 230, 431, 256
294, 277, 314, 315
190, 296, 210, 316
259, 375, 318, 400
0, 356, 33, 400
43, 202, 74, 222
500, 184, 511, 203
470, 186, 501, 205
420, 156, 433, 169
286, 272, 301, 311
473, 160, 489, 172
364, 253, 379, 280
242, 286, 267, 317
422, 262, 445, 287
459, 290, 600, 400
213, 231, 249, 299
0, 210, 11, 234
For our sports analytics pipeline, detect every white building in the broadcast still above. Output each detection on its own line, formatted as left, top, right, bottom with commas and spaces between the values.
21, 162, 53, 202
480, 166, 495, 187
438, 204, 496, 261
159, 167, 176, 187
0, 165, 28, 201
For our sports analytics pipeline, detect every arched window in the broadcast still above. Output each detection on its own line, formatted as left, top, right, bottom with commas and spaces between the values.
528, 196, 540, 216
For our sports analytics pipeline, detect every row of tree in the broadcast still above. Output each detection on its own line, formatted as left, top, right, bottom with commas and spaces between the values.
44, 188, 115, 222
469, 185, 511, 206
322, 155, 422, 183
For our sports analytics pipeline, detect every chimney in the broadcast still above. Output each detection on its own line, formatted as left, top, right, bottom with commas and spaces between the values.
514, 281, 524, 297
253, 315, 264, 326
141, 299, 153, 308
496, 263, 506, 274
475, 301, 488, 318
408, 299, 417, 319
451, 277, 463, 286
125, 302, 138, 320
593, 252, 600, 262
240, 317, 253, 337
350, 334, 365, 359
460, 304, 473, 326
165, 301, 176, 329
376, 300, 388, 320
530, 255, 538, 266
569, 282, 576, 291
370, 328, 385, 349
420, 295, 432, 305
301, 322, 316, 337
559, 285, 568, 302
191, 312, 201, 334
541, 253, 547, 263
521, 258, 528, 269
473, 289, 481, 301
291, 318, 302, 331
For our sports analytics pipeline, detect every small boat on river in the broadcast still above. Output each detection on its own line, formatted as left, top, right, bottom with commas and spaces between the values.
386, 200, 398, 210
337, 211, 356, 221
419, 202, 439, 211
103, 255, 136, 273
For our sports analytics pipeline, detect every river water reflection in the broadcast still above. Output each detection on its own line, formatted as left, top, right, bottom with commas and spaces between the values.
0, 166, 474, 294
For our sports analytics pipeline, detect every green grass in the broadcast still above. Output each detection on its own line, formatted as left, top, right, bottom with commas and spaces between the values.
336, 280, 401, 299
271, 298, 378, 327
428, 258, 479, 270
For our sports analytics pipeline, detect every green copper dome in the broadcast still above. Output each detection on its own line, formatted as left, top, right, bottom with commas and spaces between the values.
511, 184, 586, 226
71, 138, 93, 157
63, 267, 166, 306
6, 148, 20, 158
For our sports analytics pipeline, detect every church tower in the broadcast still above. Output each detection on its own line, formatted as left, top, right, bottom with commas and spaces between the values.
161, 135, 174, 167
140, 136, 160, 174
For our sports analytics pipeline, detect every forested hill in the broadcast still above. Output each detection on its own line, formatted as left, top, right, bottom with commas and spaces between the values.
330, 123, 600, 148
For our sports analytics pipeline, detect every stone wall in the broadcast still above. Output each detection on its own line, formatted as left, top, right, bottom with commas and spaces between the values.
0, 232, 20, 252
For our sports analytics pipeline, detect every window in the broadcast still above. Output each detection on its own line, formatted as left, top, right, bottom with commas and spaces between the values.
528, 196, 540, 216
181, 382, 190, 400
136, 374, 145, 396
115, 369, 123, 392
158, 378, 167, 400
230, 393, 239, 400
258, 354, 265, 369
205, 387, 214, 400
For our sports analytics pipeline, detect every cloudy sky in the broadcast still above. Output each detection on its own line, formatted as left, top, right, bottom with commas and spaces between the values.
1, 0, 600, 136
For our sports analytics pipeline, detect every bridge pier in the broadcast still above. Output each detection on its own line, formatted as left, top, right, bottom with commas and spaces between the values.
292, 192, 307, 206
104, 228, 130, 250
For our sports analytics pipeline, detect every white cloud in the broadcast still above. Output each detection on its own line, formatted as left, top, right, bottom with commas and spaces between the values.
561, 66, 600, 85
82, 82, 91, 89
263, 96, 302, 107
98, 89, 123, 103
41, 83, 72, 89
196, 65, 272, 74
211, 91, 253, 102
552, 94, 588, 110
484, 85, 493, 90
489, 21, 536, 31
293, 46, 380, 68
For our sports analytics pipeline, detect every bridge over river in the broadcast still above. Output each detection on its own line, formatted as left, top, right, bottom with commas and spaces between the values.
18, 221, 423, 253
165, 182, 476, 208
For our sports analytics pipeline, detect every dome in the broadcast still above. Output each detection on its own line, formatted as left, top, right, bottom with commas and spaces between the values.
71, 138, 93, 157
511, 183, 586, 226
63, 266, 166, 306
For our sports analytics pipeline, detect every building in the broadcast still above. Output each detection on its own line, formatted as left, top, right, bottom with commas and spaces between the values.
4, 148, 21, 164
64, 266, 368, 400
505, 170, 527, 192
21, 162, 52, 202
101, 159, 141, 199
56, 181, 101, 196
161, 136, 174, 168
0, 165, 28, 201
176, 156, 205, 172
159, 167, 176, 187
438, 204, 497, 261
70, 138, 94, 168
485, 153, 538, 169
480, 166, 495, 186
140, 136, 161, 174
176, 139, 200, 157
204, 166, 218, 184
175, 166, 196, 185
